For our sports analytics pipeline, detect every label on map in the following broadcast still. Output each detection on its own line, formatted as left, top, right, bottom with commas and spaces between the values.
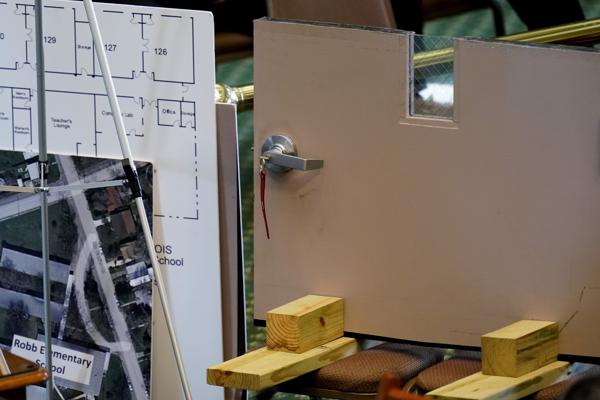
11, 335, 95, 385
155, 243, 185, 266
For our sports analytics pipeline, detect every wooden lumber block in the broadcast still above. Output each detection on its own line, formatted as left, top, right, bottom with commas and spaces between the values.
481, 320, 558, 377
207, 336, 358, 390
427, 361, 568, 400
267, 295, 344, 353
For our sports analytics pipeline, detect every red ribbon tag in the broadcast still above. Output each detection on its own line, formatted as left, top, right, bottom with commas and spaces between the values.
260, 169, 271, 240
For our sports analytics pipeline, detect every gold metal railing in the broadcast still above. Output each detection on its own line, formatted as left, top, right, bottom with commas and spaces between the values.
415, 18, 600, 68
216, 18, 600, 109
215, 83, 255, 111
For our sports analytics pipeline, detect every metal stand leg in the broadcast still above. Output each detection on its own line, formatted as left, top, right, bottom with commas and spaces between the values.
33, 1, 53, 399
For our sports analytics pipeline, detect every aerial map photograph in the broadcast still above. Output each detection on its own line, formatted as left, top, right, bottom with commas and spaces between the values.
0, 150, 153, 399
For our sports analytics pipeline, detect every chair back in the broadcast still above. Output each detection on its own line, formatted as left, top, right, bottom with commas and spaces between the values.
268, 0, 396, 28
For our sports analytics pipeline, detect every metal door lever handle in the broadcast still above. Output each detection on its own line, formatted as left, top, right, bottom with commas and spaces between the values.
261, 135, 324, 173
264, 149, 324, 171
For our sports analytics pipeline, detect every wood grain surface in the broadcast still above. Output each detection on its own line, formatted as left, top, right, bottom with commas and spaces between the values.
0, 351, 46, 393
427, 361, 568, 400
267, 295, 344, 353
481, 320, 558, 377
207, 336, 358, 390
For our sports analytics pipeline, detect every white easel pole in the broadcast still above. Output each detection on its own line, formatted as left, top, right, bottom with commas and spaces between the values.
33, 1, 54, 398
81, 2, 193, 399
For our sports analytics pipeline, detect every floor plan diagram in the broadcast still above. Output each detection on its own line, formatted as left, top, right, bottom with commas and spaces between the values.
0, 0, 204, 217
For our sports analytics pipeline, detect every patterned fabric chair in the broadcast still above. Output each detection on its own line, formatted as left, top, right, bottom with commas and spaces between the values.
277, 343, 444, 400
403, 350, 481, 394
